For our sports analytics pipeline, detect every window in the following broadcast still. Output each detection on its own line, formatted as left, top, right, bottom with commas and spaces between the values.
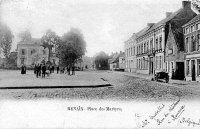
20, 58, 25, 65
197, 59, 200, 76
159, 36, 162, 50
21, 49, 25, 55
191, 36, 196, 52
185, 37, 189, 52
150, 39, 153, 50
156, 56, 158, 69
131, 47, 132, 56
186, 28, 189, 34
198, 34, 200, 51
155, 38, 158, 50
31, 49, 35, 55
196, 24, 199, 30
133, 46, 135, 55
144, 43, 146, 53
186, 60, 190, 75
159, 56, 162, 69
191, 25, 195, 32
141, 44, 143, 54
146, 41, 149, 52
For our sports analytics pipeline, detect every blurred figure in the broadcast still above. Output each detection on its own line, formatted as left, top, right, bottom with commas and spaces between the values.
21, 64, 26, 75
67, 65, 70, 75
36, 64, 40, 78
72, 65, 75, 75
42, 64, 46, 78
34, 64, 37, 74
56, 66, 59, 74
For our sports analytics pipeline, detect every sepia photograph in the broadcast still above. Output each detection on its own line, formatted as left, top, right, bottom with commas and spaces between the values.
0, 0, 200, 128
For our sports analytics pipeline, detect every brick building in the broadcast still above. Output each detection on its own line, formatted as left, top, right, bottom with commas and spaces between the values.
136, 1, 196, 75
183, 14, 200, 81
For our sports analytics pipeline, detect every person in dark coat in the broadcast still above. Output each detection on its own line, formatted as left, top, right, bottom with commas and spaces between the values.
72, 65, 75, 75
36, 64, 40, 78
39, 64, 42, 76
67, 65, 70, 75
21, 65, 25, 74
42, 64, 46, 78
24, 65, 26, 74
57, 66, 59, 74
34, 64, 37, 74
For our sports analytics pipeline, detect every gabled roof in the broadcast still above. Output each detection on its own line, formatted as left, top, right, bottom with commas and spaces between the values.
183, 14, 200, 27
137, 8, 183, 38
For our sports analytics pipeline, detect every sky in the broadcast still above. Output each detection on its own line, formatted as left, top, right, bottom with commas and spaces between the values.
0, 0, 184, 57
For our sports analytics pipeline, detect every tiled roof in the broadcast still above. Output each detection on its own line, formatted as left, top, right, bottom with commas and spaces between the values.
137, 8, 183, 38
183, 14, 200, 27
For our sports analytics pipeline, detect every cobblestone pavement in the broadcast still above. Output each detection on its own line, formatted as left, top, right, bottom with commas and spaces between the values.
0, 70, 199, 101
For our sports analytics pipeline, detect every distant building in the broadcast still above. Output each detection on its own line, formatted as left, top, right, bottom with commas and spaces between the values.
17, 38, 59, 67
109, 52, 125, 71
124, 33, 137, 72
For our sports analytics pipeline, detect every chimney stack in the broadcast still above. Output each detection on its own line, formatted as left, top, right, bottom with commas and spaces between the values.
166, 12, 173, 17
147, 23, 154, 27
182, 1, 191, 8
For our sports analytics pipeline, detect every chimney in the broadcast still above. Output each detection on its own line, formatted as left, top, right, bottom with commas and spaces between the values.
182, 1, 191, 8
147, 23, 154, 27
166, 12, 173, 17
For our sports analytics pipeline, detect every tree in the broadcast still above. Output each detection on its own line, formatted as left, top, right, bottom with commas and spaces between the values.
18, 29, 32, 42
94, 51, 109, 70
0, 23, 13, 61
56, 28, 86, 66
41, 29, 60, 62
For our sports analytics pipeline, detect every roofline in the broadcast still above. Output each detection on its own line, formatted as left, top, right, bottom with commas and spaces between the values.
136, 24, 165, 40
182, 19, 200, 28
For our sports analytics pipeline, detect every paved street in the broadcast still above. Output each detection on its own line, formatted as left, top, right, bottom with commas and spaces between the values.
0, 70, 199, 101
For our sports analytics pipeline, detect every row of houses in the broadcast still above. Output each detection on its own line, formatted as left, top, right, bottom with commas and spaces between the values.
124, 1, 200, 81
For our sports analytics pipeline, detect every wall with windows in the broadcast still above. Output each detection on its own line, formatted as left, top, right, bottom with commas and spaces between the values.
17, 44, 49, 67
124, 34, 137, 72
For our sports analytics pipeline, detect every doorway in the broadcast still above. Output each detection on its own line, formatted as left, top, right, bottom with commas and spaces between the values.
191, 60, 196, 81
175, 62, 185, 80
149, 57, 153, 74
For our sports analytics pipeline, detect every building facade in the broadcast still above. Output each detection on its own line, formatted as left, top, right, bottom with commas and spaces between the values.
124, 33, 137, 72
183, 14, 200, 81
135, 1, 196, 75
17, 38, 59, 67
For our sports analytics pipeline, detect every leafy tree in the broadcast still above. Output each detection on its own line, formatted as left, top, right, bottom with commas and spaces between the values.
94, 51, 109, 70
18, 29, 32, 42
0, 23, 13, 61
56, 28, 86, 66
41, 29, 60, 62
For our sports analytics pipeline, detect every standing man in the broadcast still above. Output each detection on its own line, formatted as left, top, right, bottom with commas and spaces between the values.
42, 64, 46, 78
36, 64, 40, 78
72, 65, 75, 75
57, 66, 59, 74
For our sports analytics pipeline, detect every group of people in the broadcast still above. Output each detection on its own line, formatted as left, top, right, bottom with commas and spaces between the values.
56, 65, 76, 75
34, 64, 50, 78
21, 64, 77, 77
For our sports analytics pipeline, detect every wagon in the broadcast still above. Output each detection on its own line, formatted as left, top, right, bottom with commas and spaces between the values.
154, 72, 169, 83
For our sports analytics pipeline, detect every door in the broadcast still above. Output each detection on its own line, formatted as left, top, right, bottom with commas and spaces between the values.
191, 60, 196, 81
149, 57, 153, 74
176, 62, 185, 80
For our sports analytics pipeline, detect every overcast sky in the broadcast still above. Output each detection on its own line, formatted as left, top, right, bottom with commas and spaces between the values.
0, 0, 184, 56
